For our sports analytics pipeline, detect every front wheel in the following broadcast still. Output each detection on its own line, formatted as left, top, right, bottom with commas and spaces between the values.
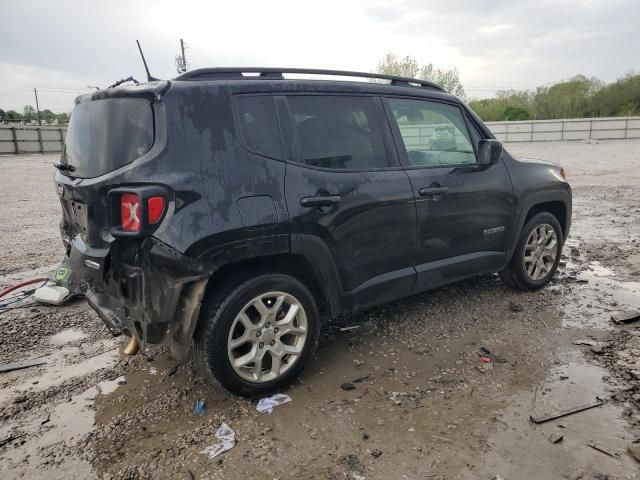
195, 274, 320, 398
500, 212, 563, 291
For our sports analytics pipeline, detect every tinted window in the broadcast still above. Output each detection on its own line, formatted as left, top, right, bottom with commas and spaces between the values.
388, 98, 476, 167
236, 95, 282, 159
287, 96, 389, 170
62, 98, 153, 178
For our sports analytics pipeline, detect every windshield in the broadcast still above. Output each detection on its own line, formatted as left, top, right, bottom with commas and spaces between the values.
62, 98, 154, 178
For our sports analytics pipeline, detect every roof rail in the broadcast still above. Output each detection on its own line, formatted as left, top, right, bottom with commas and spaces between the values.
174, 67, 445, 91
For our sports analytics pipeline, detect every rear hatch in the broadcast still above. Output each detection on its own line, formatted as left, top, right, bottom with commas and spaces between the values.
55, 83, 167, 249
61, 97, 154, 179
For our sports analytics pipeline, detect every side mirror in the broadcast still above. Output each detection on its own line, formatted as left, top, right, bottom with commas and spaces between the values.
478, 139, 503, 165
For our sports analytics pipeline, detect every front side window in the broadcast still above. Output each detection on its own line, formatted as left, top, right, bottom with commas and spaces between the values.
236, 95, 283, 159
388, 98, 476, 167
287, 95, 389, 170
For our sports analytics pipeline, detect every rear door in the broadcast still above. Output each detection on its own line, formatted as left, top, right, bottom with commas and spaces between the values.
383, 96, 515, 291
281, 94, 417, 309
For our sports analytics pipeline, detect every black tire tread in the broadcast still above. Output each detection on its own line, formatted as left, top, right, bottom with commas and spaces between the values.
194, 273, 319, 398
500, 211, 563, 292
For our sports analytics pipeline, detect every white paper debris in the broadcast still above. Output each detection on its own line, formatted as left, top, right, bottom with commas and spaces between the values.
339, 325, 360, 332
201, 423, 236, 459
256, 393, 292, 414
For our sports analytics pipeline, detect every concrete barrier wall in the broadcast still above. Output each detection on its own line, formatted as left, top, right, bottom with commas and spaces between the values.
486, 116, 640, 142
2, 116, 640, 154
0, 126, 66, 154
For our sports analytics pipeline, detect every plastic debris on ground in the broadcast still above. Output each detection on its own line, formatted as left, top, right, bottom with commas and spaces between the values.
33, 284, 70, 305
256, 393, 292, 414
201, 423, 235, 459
34, 257, 82, 306
339, 325, 361, 332
193, 400, 206, 416
479, 347, 508, 363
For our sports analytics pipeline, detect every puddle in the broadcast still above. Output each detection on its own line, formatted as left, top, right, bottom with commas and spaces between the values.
561, 261, 640, 329
97, 376, 126, 396
463, 350, 639, 478
0, 360, 126, 479
0, 343, 118, 404
581, 261, 615, 278
50, 329, 88, 345
0, 385, 101, 480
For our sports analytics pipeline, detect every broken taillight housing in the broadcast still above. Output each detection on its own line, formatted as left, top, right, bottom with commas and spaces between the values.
121, 193, 141, 232
109, 186, 169, 236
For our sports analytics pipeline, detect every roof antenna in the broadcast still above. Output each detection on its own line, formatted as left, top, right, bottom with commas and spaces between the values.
136, 40, 158, 82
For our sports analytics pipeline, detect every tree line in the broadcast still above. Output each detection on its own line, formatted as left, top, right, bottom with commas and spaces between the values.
468, 73, 640, 121
377, 53, 639, 121
0, 106, 69, 125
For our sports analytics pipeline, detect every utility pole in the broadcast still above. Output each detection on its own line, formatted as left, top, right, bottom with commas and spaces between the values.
33, 87, 42, 126
175, 39, 188, 74
180, 39, 187, 69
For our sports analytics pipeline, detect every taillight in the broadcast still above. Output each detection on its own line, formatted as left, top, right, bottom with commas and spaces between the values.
121, 193, 141, 232
147, 196, 165, 224
110, 187, 168, 236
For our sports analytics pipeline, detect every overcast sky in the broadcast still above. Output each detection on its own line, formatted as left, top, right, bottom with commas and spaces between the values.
1, 0, 638, 112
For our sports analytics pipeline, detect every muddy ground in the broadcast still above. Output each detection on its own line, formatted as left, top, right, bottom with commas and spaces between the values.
1, 140, 639, 480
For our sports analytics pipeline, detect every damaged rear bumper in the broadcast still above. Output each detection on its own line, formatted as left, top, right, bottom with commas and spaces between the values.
67, 235, 209, 358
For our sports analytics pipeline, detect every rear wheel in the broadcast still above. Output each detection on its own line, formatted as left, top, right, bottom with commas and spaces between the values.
195, 274, 320, 397
500, 212, 563, 291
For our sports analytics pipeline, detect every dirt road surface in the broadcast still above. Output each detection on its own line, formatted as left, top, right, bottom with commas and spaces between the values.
1, 140, 639, 479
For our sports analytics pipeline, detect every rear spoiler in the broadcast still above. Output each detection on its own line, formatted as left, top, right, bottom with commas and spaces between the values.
74, 81, 171, 105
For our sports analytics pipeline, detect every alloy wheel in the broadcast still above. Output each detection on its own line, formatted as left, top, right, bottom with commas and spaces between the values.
227, 291, 308, 383
523, 223, 558, 281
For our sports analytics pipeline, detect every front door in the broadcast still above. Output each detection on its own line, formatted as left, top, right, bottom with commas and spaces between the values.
281, 94, 417, 309
383, 96, 515, 291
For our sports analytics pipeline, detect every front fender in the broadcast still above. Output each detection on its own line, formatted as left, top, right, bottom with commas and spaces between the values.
507, 185, 572, 261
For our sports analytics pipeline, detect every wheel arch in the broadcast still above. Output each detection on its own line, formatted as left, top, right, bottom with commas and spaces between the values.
524, 200, 568, 240
186, 252, 333, 350
504, 188, 572, 267
204, 253, 330, 315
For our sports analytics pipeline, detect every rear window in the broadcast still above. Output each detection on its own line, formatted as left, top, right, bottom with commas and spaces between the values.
236, 95, 282, 159
287, 96, 389, 170
62, 98, 154, 178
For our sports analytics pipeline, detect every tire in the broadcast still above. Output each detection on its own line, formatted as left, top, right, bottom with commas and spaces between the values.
499, 211, 564, 291
194, 273, 320, 398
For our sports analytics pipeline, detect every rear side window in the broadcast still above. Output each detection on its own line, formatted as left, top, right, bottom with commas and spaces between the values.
63, 98, 153, 178
236, 95, 282, 159
287, 96, 389, 170
387, 98, 476, 167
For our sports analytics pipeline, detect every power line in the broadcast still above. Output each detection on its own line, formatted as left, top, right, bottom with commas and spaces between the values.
0, 89, 33, 96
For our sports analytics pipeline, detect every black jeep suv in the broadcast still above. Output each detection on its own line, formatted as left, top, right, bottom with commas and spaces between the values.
55, 68, 571, 397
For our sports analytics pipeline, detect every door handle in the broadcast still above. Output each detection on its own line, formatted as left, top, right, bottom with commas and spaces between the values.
418, 186, 449, 196
300, 195, 342, 207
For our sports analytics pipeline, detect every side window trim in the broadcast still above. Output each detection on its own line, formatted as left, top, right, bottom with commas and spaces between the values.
282, 94, 400, 172
274, 95, 299, 163
372, 96, 401, 169
233, 93, 286, 162
382, 96, 479, 170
